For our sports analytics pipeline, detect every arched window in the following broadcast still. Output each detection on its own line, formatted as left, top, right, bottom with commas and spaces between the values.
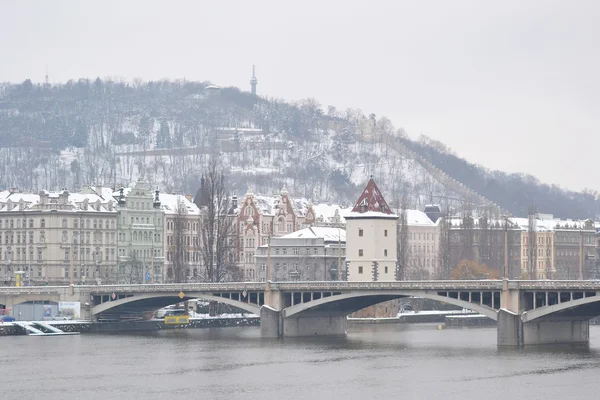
133, 232, 138, 241
246, 206, 254, 216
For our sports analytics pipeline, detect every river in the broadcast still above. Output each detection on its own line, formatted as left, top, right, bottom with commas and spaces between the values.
2, 324, 600, 399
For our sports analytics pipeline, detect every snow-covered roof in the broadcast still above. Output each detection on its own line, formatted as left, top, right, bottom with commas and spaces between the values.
0, 190, 116, 213
159, 193, 201, 215
312, 203, 351, 224
282, 226, 346, 243
345, 211, 398, 219
404, 209, 436, 226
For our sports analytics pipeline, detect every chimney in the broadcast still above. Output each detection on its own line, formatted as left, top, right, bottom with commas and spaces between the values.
118, 187, 126, 207
153, 189, 161, 209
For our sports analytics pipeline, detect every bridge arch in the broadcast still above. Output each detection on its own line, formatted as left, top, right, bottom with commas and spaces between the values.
522, 295, 600, 323
92, 292, 260, 317
283, 290, 498, 320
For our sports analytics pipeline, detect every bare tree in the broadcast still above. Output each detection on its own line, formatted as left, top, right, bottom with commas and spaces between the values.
437, 207, 452, 279
169, 198, 189, 283
119, 253, 143, 284
527, 206, 537, 279
396, 198, 409, 280
198, 159, 238, 283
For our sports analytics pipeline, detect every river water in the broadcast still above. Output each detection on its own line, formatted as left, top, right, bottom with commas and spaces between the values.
2, 324, 600, 400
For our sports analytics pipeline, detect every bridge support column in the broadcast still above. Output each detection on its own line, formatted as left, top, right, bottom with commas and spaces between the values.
282, 315, 347, 337
497, 308, 523, 346
260, 306, 282, 338
522, 319, 589, 345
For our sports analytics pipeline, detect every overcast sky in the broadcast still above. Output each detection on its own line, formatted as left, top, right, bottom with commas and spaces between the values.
1, 1, 599, 192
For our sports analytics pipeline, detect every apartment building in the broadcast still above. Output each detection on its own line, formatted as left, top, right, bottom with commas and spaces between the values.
255, 226, 346, 282
161, 193, 202, 282
0, 188, 117, 285
115, 180, 165, 283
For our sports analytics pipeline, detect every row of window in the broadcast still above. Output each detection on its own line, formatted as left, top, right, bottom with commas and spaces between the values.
64, 248, 115, 262
523, 235, 595, 245
166, 220, 200, 231
358, 229, 389, 237
166, 251, 201, 263
358, 249, 388, 257
0, 218, 116, 230
166, 235, 199, 247
125, 215, 160, 225
120, 248, 162, 259
0, 265, 43, 277
356, 266, 390, 274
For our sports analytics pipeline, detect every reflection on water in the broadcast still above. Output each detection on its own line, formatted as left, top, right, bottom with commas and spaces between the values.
2, 324, 600, 400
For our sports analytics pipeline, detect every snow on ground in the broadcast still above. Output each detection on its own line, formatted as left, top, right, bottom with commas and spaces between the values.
189, 311, 259, 319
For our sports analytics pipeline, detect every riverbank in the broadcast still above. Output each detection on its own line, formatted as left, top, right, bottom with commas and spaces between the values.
0, 315, 260, 336
348, 310, 477, 324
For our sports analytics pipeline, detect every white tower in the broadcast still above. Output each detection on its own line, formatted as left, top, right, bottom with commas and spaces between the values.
345, 178, 398, 281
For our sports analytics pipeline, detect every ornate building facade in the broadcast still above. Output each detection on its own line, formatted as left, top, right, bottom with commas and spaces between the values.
0, 188, 117, 285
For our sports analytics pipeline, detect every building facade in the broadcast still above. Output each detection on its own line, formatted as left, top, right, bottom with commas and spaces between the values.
255, 227, 346, 282
0, 188, 117, 285
446, 216, 522, 279
161, 194, 202, 282
403, 209, 440, 279
233, 187, 308, 281
115, 180, 165, 283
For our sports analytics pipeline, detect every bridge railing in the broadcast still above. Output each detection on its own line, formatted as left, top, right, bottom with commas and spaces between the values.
85, 282, 266, 294
3, 280, 600, 296
508, 280, 600, 290
273, 280, 504, 291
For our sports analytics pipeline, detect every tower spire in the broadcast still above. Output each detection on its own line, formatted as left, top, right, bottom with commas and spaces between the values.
250, 65, 258, 95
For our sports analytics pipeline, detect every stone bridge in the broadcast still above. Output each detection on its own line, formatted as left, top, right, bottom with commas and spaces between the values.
2, 279, 600, 346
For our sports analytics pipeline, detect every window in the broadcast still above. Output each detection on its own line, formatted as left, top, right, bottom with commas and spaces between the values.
29, 219, 33, 228
314, 248, 318, 255
385, 266, 388, 274
358, 266, 363, 274
62, 219, 67, 228
40, 219, 45, 228
293, 248, 299, 255
283, 248, 287, 255
384, 230, 388, 237
359, 249, 363, 256
358, 229, 363, 237
384, 249, 388, 257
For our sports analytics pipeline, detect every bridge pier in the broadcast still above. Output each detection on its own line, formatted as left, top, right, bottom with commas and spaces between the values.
497, 309, 523, 346
260, 306, 282, 338
498, 310, 590, 346
522, 319, 589, 345
282, 315, 347, 337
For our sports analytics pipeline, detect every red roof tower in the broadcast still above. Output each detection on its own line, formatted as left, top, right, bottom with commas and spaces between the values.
351, 177, 393, 215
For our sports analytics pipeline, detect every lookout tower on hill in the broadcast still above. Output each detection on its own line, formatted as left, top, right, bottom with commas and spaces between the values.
250, 65, 258, 95
345, 178, 398, 282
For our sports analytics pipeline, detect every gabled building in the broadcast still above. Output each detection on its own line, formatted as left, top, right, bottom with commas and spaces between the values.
232, 187, 308, 281
345, 178, 398, 282
114, 180, 165, 283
